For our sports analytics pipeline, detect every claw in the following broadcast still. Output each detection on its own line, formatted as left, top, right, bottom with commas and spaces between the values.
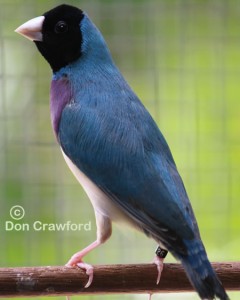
65, 260, 94, 288
76, 262, 94, 288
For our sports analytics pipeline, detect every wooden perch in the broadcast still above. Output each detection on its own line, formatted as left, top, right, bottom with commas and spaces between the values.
0, 262, 239, 297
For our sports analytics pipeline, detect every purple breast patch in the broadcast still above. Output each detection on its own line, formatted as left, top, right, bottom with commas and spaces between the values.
50, 77, 71, 137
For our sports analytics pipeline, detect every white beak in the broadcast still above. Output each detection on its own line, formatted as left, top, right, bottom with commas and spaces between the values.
15, 16, 45, 42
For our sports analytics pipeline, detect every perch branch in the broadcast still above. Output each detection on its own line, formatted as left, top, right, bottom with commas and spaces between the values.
0, 262, 239, 297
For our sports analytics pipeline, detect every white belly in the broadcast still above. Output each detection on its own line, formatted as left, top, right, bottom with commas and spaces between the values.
61, 148, 138, 228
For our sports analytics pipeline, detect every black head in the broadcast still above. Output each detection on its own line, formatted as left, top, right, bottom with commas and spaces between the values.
35, 4, 84, 72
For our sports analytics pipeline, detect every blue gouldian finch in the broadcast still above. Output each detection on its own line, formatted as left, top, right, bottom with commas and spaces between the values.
16, 5, 228, 300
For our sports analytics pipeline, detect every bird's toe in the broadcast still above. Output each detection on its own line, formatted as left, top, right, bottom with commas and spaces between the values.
77, 262, 94, 288
153, 256, 164, 285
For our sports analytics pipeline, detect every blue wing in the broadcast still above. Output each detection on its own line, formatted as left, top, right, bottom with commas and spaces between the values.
58, 79, 198, 255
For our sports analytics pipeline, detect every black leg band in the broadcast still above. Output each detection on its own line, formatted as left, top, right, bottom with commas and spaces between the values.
155, 246, 168, 258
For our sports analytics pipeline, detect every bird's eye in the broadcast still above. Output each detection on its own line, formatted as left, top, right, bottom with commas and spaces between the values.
54, 21, 68, 34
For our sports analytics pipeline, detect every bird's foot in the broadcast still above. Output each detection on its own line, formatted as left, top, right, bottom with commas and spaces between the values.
153, 255, 164, 284
153, 246, 168, 284
76, 262, 94, 288
65, 240, 100, 288
66, 254, 94, 288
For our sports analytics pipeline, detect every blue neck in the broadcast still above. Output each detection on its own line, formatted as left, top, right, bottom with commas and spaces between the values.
53, 13, 115, 80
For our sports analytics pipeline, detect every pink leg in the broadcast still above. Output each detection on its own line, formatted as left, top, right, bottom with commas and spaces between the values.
148, 255, 164, 300
66, 240, 100, 266
153, 246, 168, 284
66, 240, 101, 288
66, 213, 112, 289
153, 255, 164, 284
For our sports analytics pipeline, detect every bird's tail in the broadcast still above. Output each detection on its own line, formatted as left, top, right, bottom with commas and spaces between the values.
176, 239, 229, 300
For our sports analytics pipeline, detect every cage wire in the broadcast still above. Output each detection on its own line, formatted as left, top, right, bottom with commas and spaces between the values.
0, 0, 240, 300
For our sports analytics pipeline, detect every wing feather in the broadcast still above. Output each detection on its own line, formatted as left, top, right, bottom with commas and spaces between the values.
59, 89, 197, 254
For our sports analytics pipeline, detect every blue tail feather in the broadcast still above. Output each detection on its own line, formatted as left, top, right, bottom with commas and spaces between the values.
176, 239, 229, 300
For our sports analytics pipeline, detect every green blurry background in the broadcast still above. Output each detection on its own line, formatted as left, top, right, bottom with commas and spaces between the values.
0, 0, 239, 299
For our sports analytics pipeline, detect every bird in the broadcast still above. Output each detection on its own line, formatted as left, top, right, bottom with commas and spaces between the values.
15, 4, 229, 300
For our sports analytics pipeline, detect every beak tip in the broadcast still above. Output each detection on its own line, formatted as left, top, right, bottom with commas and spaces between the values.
15, 27, 21, 34
15, 16, 45, 42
